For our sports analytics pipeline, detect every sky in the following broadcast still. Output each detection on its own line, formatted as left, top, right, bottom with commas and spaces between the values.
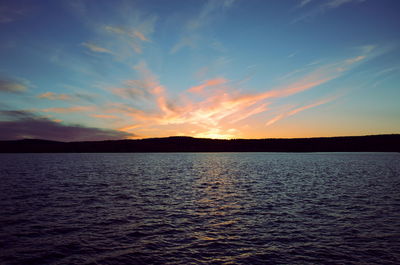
0, 0, 399, 141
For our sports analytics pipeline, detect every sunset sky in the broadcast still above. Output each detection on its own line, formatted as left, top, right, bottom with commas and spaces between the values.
0, 0, 399, 141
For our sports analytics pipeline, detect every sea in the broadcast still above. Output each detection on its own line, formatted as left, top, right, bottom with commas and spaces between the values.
0, 152, 399, 265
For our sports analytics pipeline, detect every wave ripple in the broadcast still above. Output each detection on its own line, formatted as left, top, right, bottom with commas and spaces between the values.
1, 152, 400, 264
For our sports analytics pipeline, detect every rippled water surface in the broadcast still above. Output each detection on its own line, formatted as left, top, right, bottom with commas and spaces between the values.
1, 153, 400, 264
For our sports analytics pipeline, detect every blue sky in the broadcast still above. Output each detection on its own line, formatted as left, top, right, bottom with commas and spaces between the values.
0, 0, 399, 140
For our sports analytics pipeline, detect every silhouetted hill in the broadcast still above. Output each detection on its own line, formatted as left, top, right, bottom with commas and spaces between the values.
1, 134, 399, 153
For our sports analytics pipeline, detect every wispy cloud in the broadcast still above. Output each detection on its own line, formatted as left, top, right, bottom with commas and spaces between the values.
371, 66, 400, 88
37, 92, 72, 101
110, 79, 154, 101
327, 0, 366, 9
91, 114, 120, 119
294, 0, 367, 23
37, 90, 98, 103
0, 78, 28, 93
194, 56, 232, 80
105, 26, 143, 40
0, 2, 30, 23
171, 0, 236, 53
188, 78, 227, 93
42, 106, 94, 113
358, 44, 376, 54
104, 14, 156, 54
187, 0, 236, 30
0, 110, 134, 141
298, 0, 313, 8
266, 96, 337, 126
32, 43, 374, 139
345, 55, 365, 64
287, 51, 298, 58
107, 50, 368, 138
170, 36, 198, 54
81, 42, 113, 54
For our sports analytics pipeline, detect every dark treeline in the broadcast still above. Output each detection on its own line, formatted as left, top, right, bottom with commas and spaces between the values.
0, 134, 399, 153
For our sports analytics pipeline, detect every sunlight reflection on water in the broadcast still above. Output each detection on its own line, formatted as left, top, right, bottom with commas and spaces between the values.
0, 152, 400, 264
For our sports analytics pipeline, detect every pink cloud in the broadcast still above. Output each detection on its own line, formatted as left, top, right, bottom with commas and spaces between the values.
188, 78, 227, 93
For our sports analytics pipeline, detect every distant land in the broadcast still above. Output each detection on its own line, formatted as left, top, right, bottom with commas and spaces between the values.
0, 134, 399, 153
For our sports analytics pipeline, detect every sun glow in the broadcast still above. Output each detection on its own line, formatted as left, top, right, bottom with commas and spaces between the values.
3, 0, 398, 142
193, 128, 239, 139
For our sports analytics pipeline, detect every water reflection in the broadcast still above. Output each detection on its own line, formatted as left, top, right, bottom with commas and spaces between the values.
0, 153, 399, 264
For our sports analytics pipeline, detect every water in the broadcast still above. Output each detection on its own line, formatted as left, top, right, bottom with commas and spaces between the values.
0, 153, 400, 265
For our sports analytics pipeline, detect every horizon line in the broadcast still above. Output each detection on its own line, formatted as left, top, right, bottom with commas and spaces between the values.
2, 133, 400, 143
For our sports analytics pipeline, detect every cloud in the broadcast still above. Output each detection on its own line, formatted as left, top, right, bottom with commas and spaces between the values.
110, 51, 370, 138
188, 78, 227, 93
0, 2, 30, 23
0, 110, 134, 141
359, 45, 376, 54
0, 78, 28, 93
71, 91, 98, 103
37, 90, 98, 103
288, 52, 298, 58
65, 0, 89, 17
104, 15, 156, 54
294, 0, 367, 22
132, 61, 172, 114
188, 0, 233, 30
91, 114, 120, 119
345, 55, 365, 64
81, 42, 113, 54
266, 97, 337, 126
113, 64, 326, 129
171, 0, 236, 53
31, 47, 371, 140
42, 106, 94, 113
109, 61, 173, 119
194, 56, 232, 80
37, 92, 72, 101
327, 0, 366, 9
298, 0, 366, 9
111, 79, 154, 101
298, 0, 313, 8
170, 36, 198, 54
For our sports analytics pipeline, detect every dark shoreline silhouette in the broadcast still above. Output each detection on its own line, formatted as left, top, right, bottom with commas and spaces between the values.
0, 134, 399, 153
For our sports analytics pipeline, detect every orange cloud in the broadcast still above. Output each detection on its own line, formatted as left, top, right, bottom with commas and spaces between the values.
188, 78, 227, 93
106, 53, 366, 139
38, 92, 72, 101
42, 106, 94, 113
111, 68, 336, 138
